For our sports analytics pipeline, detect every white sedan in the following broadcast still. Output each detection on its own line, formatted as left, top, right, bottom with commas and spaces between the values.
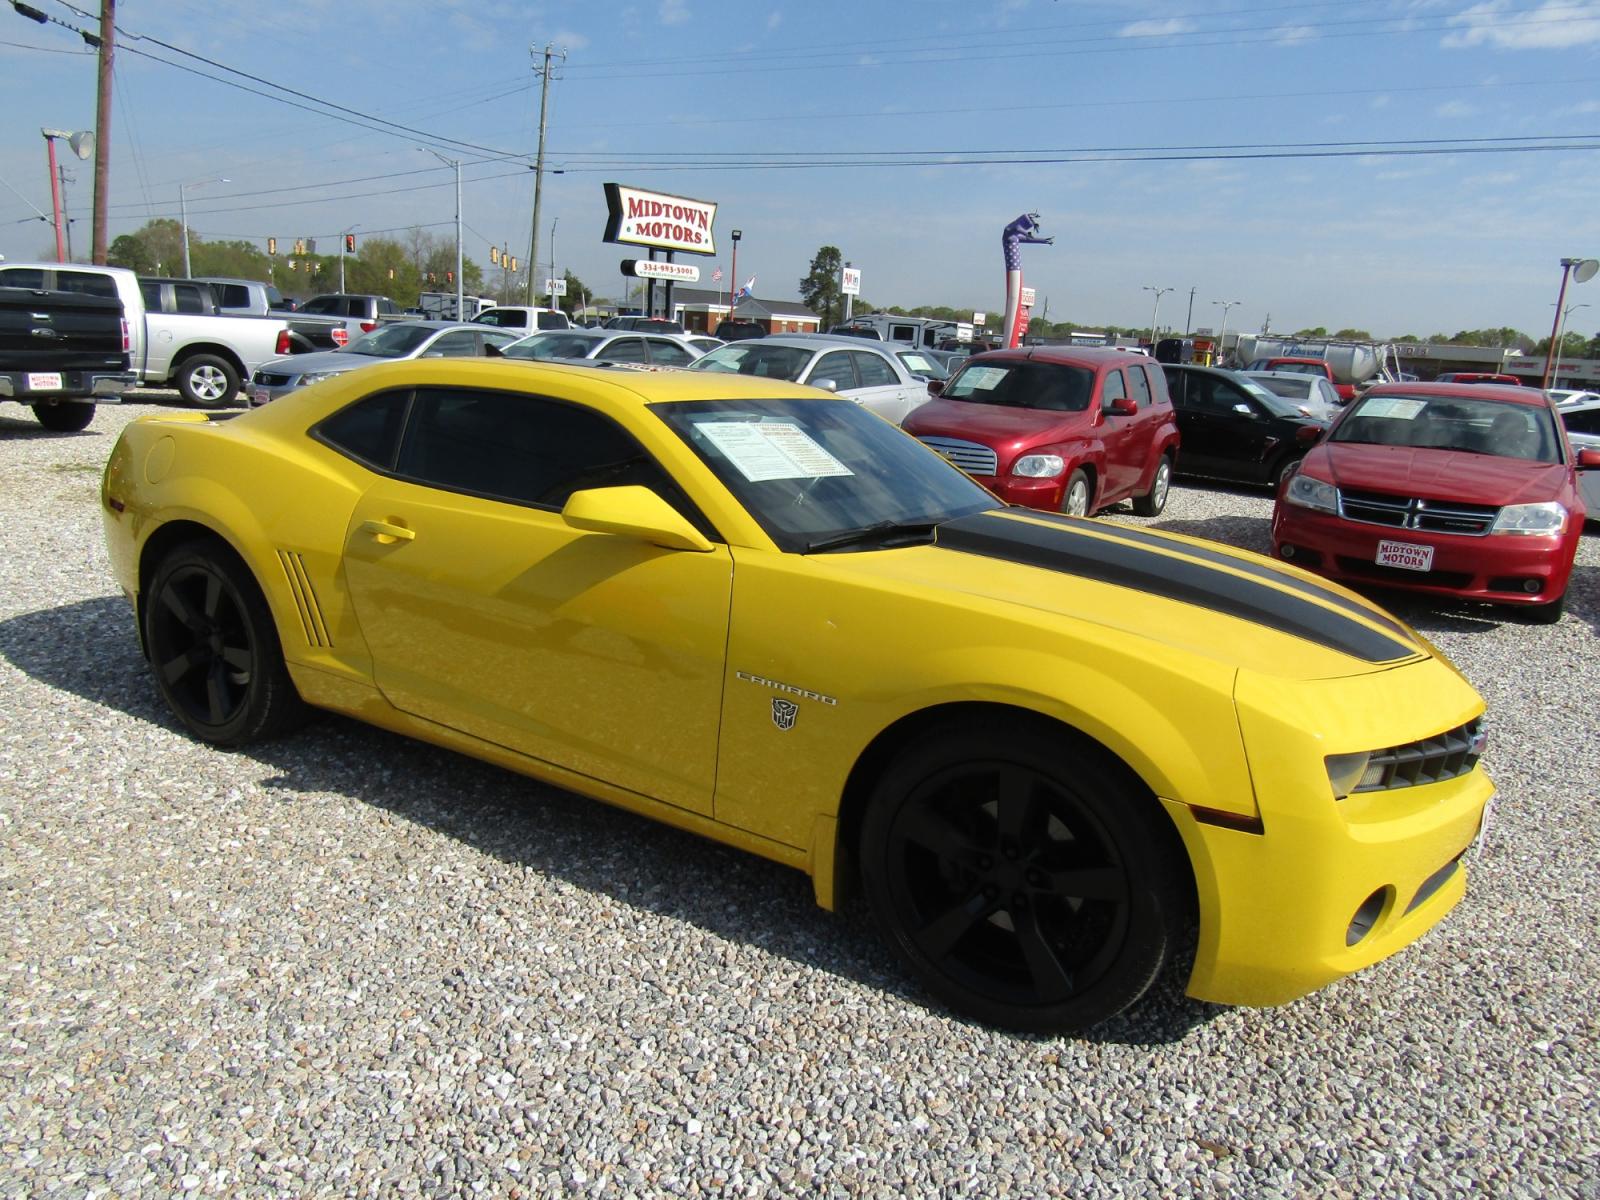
688, 333, 930, 424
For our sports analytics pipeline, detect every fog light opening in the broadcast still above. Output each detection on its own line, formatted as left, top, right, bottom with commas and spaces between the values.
1346, 887, 1393, 947
1523, 579, 1541, 594
1280, 544, 1296, 559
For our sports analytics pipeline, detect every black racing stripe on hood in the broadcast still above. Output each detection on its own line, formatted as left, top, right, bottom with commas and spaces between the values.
937, 513, 1418, 663
1013, 510, 1418, 644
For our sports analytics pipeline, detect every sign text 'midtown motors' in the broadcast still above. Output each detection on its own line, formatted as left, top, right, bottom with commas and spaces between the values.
603, 183, 718, 257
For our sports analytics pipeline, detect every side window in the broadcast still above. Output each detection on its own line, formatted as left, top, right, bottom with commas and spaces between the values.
1161, 367, 1187, 406
1186, 374, 1226, 413
396, 388, 679, 512
219, 284, 250, 309
1101, 370, 1127, 408
378, 299, 398, 316
139, 281, 163, 310
481, 331, 520, 352
646, 339, 695, 366
1126, 364, 1153, 407
600, 337, 647, 363
478, 311, 514, 328
427, 330, 480, 357
312, 390, 410, 471
0, 268, 47, 289
537, 311, 568, 330
850, 351, 897, 387
807, 351, 856, 391
173, 284, 209, 314
1564, 409, 1600, 435
57, 270, 118, 298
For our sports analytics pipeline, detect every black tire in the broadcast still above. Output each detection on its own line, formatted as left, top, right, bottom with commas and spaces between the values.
1515, 592, 1565, 625
859, 717, 1190, 1033
174, 353, 240, 408
1060, 468, 1092, 518
142, 539, 307, 745
1131, 453, 1172, 517
31, 400, 95, 432
1271, 454, 1301, 492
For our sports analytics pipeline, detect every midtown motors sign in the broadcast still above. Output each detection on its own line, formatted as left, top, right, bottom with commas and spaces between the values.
603, 184, 718, 256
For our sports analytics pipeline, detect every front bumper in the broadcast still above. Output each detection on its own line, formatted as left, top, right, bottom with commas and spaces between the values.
0, 369, 135, 402
1171, 661, 1492, 1007
1272, 503, 1577, 606
974, 473, 1067, 512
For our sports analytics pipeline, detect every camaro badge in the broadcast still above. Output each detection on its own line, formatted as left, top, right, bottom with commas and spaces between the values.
771, 698, 799, 731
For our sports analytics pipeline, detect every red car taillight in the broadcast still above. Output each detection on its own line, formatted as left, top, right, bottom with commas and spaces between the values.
332, 328, 349, 347
360, 321, 377, 333
275, 330, 293, 355
121, 318, 130, 353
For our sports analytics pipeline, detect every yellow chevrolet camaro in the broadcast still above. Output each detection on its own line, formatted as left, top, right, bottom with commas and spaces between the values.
101, 359, 1493, 1032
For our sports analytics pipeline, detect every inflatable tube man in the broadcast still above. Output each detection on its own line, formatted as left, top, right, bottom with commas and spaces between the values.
1002, 212, 1053, 349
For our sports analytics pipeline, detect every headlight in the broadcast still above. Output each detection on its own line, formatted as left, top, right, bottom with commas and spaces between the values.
1490, 501, 1566, 536
1013, 454, 1065, 478
1284, 471, 1338, 513
297, 372, 339, 386
1325, 751, 1386, 799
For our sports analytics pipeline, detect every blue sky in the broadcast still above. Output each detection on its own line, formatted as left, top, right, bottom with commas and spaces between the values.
2, 0, 1599, 339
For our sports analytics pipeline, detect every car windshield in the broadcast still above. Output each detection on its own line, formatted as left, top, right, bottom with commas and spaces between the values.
342, 325, 437, 357
1332, 394, 1561, 462
941, 361, 1093, 411
688, 344, 813, 382
501, 333, 599, 360
1268, 362, 1325, 377
898, 351, 947, 379
652, 397, 997, 552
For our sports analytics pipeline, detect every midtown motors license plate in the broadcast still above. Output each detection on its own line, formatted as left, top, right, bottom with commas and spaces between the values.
26, 372, 63, 391
1376, 539, 1434, 572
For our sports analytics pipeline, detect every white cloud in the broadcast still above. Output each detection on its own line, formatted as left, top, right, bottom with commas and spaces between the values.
1118, 18, 1196, 37
1370, 95, 1392, 109
551, 29, 590, 50
659, 0, 690, 25
1435, 99, 1478, 117
767, 11, 782, 30
1272, 25, 1318, 44
1444, 0, 1600, 49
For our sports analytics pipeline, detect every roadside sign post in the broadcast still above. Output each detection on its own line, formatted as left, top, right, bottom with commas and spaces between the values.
841, 263, 860, 323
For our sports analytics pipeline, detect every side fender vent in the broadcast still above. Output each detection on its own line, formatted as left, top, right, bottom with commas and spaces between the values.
277, 550, 333, 648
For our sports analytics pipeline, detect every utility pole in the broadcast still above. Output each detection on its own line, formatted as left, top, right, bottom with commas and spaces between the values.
1184, 286, 1196, 335
526, 42, 565, 304
89, 0, 115, 262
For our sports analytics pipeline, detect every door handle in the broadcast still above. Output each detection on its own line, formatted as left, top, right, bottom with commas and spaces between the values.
361, 519, 416, 543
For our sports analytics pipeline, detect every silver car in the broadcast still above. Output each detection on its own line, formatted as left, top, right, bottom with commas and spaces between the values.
1243, 370, 1342, 421
249, 321, 522, 405
499, 328, 707, 368
688, 333, 930, 424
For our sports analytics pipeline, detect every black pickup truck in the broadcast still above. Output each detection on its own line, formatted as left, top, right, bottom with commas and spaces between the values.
0, 285, 134, 431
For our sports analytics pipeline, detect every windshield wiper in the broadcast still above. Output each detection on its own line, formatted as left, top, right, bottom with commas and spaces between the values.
804, 520, 941, 554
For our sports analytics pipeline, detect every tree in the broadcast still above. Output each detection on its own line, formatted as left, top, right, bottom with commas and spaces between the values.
106, 218, 185, 276
1294, 326, 1328, 338
799, 245, 844, 327
1332, 328, 1372, 341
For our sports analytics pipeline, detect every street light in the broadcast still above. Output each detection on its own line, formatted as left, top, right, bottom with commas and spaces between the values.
1213, 299, 1242, 362
1550, 300, 1592, 389
41, 128, 92, 263
728, 228, 743, 325
420, 149, 463, 320
338, 224, 360, 292
1541, 256, 1599, 389
1142, 285, 1173, 346
179, 177, 229, 278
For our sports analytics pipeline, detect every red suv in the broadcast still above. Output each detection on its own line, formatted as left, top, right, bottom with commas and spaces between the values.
1272, 382, 1598, 623
902, 348, 1181, 516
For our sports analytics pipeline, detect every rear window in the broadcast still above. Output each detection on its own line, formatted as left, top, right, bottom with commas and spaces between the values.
501, 333, 597, 360
690, 343, 813, 381
942, 361, 1094, 412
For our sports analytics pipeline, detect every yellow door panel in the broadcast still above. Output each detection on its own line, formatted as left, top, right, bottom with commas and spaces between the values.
342, 476, 731, 813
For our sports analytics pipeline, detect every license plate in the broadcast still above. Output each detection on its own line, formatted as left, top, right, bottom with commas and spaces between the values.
251, 385, 270, 405
27, 372, 63, 391
1376, 539, 1434, 572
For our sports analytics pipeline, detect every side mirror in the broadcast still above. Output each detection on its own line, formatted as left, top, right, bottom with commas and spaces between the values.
1108, 396, 1138, 417
1233, 403, 1256, 417
927, 379, 945, 396
812, 377, 840, 393
1578, 448, 1600, 469
562, 485, 715, 553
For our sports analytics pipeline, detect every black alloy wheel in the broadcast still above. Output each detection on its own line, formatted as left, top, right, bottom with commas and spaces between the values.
862, 722, 1187, 1032
143, 543, 306, 745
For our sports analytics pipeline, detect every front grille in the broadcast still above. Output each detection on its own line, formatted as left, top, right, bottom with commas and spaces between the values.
253, 371, 293, 386
1334, 557, 1474, 588
1338, 489, 1499, 536
917, 436, 998, 476
1353, 716, 1484, 794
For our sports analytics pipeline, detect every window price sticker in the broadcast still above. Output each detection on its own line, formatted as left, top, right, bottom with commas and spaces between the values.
696, 421, 854, 482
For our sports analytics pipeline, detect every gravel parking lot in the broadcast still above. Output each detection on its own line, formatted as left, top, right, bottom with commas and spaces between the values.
3, 399, 1597, 1198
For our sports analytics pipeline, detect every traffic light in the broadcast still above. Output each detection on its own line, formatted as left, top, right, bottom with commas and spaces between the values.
294, 239, 305, 255
427, 273, 436, 283
509, 257, 518, 273
387, 268, 395, 280
490, 246, 500, 266
267, 237, 277, 256
344, 233, 356, 254
446, 270, 454, 284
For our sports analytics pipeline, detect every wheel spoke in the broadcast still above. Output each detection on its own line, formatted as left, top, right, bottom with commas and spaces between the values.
205, 660, 231, 724
1044, 865, 1127, 903
159, 646, 203, 685
219, 644, 252, 672
1013, 904, 1075, 998
900, 805, 984, 867
995, 766, 1036, 842
160, 585, 200, 629
202, 573, 223, 621
915, 891, 995, 960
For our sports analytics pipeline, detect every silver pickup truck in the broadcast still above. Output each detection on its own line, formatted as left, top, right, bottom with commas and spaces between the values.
0, 263, 301, 407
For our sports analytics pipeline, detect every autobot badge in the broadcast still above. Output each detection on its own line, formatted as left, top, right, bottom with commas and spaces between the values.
771, 698, 799, 731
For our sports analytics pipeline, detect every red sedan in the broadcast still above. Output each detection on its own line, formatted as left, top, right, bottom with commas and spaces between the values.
902, 348, 1180, 516
1272, 382, 1598, 622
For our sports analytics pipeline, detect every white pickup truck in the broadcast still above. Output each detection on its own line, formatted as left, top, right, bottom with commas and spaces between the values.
0, 263, 305, 407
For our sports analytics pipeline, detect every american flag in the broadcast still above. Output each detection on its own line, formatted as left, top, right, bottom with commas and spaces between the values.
713, 267, 724, 282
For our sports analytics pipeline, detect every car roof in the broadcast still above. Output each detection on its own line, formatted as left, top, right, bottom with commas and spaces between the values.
1364, 380, 1550, 407
385, 320, 483, 331
969, 346, 1160, 369
768, 333, 898, 350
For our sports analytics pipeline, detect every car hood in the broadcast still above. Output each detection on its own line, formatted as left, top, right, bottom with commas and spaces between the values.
826, 509, 1430, 681
1314, 442, 1569, 505
904, 398, 1087, 453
